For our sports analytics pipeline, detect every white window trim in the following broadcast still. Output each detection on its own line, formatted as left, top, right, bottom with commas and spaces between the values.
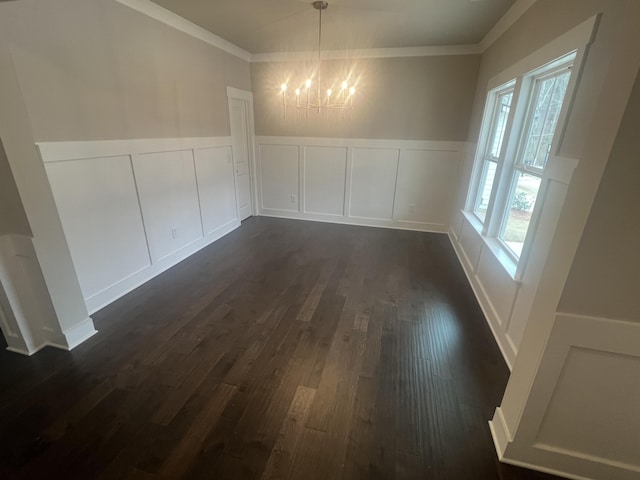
468, 81, 516, 226
464, 15, 599, 281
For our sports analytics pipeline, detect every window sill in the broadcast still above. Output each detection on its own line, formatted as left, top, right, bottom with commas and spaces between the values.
460, 210, 520, 282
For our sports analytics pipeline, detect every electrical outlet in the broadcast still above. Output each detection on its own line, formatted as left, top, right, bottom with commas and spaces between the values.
290, 194, 297, 203
171, 227, 178, 239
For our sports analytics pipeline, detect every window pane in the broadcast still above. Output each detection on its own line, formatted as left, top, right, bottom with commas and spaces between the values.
500, 172, 542, 257
473, 160, 497, 222
521, 70, 571, 169
486, 91, 514, 159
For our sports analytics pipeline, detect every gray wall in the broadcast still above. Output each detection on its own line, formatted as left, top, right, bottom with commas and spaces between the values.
559, 69, 640, 321
0, 139, 30, 237
251, 55, 480, 141
0, 0, 252, 142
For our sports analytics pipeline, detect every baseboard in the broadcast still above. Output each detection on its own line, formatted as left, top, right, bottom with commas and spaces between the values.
447, 231, 515, 369
259, 211, 448, 234
6, 317, 98, 354
498, 453, 594, 480
6, 344, 47, 356
85, 219, 240, 314
489, 407, 511, 459
51, 317, 98, 350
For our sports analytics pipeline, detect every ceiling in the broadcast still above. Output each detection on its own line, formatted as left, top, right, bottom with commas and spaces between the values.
151, 0, 517, 54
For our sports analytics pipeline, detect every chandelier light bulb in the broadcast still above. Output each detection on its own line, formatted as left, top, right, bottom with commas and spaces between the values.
279, 3, 356, 119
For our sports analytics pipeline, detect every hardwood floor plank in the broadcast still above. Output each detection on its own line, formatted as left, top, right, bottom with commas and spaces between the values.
159, 382, 236, 478
260, 385, 316, 480
341, 375, 378, 479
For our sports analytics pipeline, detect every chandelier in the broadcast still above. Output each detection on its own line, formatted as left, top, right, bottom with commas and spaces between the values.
280, 1, 356, 118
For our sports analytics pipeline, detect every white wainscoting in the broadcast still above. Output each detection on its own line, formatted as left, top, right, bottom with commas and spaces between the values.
450, 213, 521, 368
256, 136, 465, 233
491, 313, 640, 480
38, 137, 240, 314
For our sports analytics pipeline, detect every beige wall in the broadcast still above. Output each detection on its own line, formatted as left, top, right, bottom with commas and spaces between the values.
0, 139, 31, 237
559, 69, 640, 322
251, 55, 480, 141
0, 0, 251, 142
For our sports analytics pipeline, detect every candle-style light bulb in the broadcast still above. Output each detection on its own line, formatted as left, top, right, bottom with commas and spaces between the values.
327, 89, 332, 96
341, 81, 348, 90
305, 79, 312, 88
349, 86, 356, 95
281, 83, 287, 92
295, 88, 301, 96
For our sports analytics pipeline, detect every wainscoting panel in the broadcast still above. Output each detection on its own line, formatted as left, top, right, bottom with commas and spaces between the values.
45, 155, 150, 300
476, 248, 519, 328
491, 313, 640, 480
458, 219, 483, 272
535, 347, 640, 466
303, 146, 347, 216
259, 144, 299, 212
194, 146, 238, 235
394, 149, 461, 226
132, 150, 203, 263
256, 136, 464, 233
39, 137, 239, 314
350, 147, 399, 220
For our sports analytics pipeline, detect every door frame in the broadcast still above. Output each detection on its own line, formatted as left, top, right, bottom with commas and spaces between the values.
226, 86, 258, 219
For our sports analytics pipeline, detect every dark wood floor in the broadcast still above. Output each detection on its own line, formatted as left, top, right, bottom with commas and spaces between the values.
0, 217, 561, 480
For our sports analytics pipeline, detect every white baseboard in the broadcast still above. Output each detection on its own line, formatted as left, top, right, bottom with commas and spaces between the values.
498, 455, 594, 480
6, 344, 46, 356
86, 219, 240, 314
260, 210, 448, 234
55, 317, 98, 350
489, 407, 511, 460
6, 318, 97, 354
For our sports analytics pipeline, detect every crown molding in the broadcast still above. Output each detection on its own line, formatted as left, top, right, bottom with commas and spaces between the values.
480, 0, 538, 51
250, 44, 482, 63
114, 0, 252, 62
114, 0, 538, 64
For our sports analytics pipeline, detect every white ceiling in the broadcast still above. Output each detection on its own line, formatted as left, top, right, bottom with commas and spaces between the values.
150, 0, 517, 54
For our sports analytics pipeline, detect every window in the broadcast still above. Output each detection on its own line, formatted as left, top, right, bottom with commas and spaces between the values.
473, 86, 514, 223
467, 53, 575, 269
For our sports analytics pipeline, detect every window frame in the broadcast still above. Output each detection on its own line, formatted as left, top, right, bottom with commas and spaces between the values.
465, 52, 578, 278
468, 81, 516, 228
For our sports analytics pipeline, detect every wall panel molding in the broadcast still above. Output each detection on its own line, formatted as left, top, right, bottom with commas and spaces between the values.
39, 137, 240, 314
37, 137, 233, 163
491, 313, 640, 480
256, 136, 465, 234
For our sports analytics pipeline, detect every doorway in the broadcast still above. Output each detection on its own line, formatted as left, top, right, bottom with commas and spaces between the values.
227, 88, 256, 221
